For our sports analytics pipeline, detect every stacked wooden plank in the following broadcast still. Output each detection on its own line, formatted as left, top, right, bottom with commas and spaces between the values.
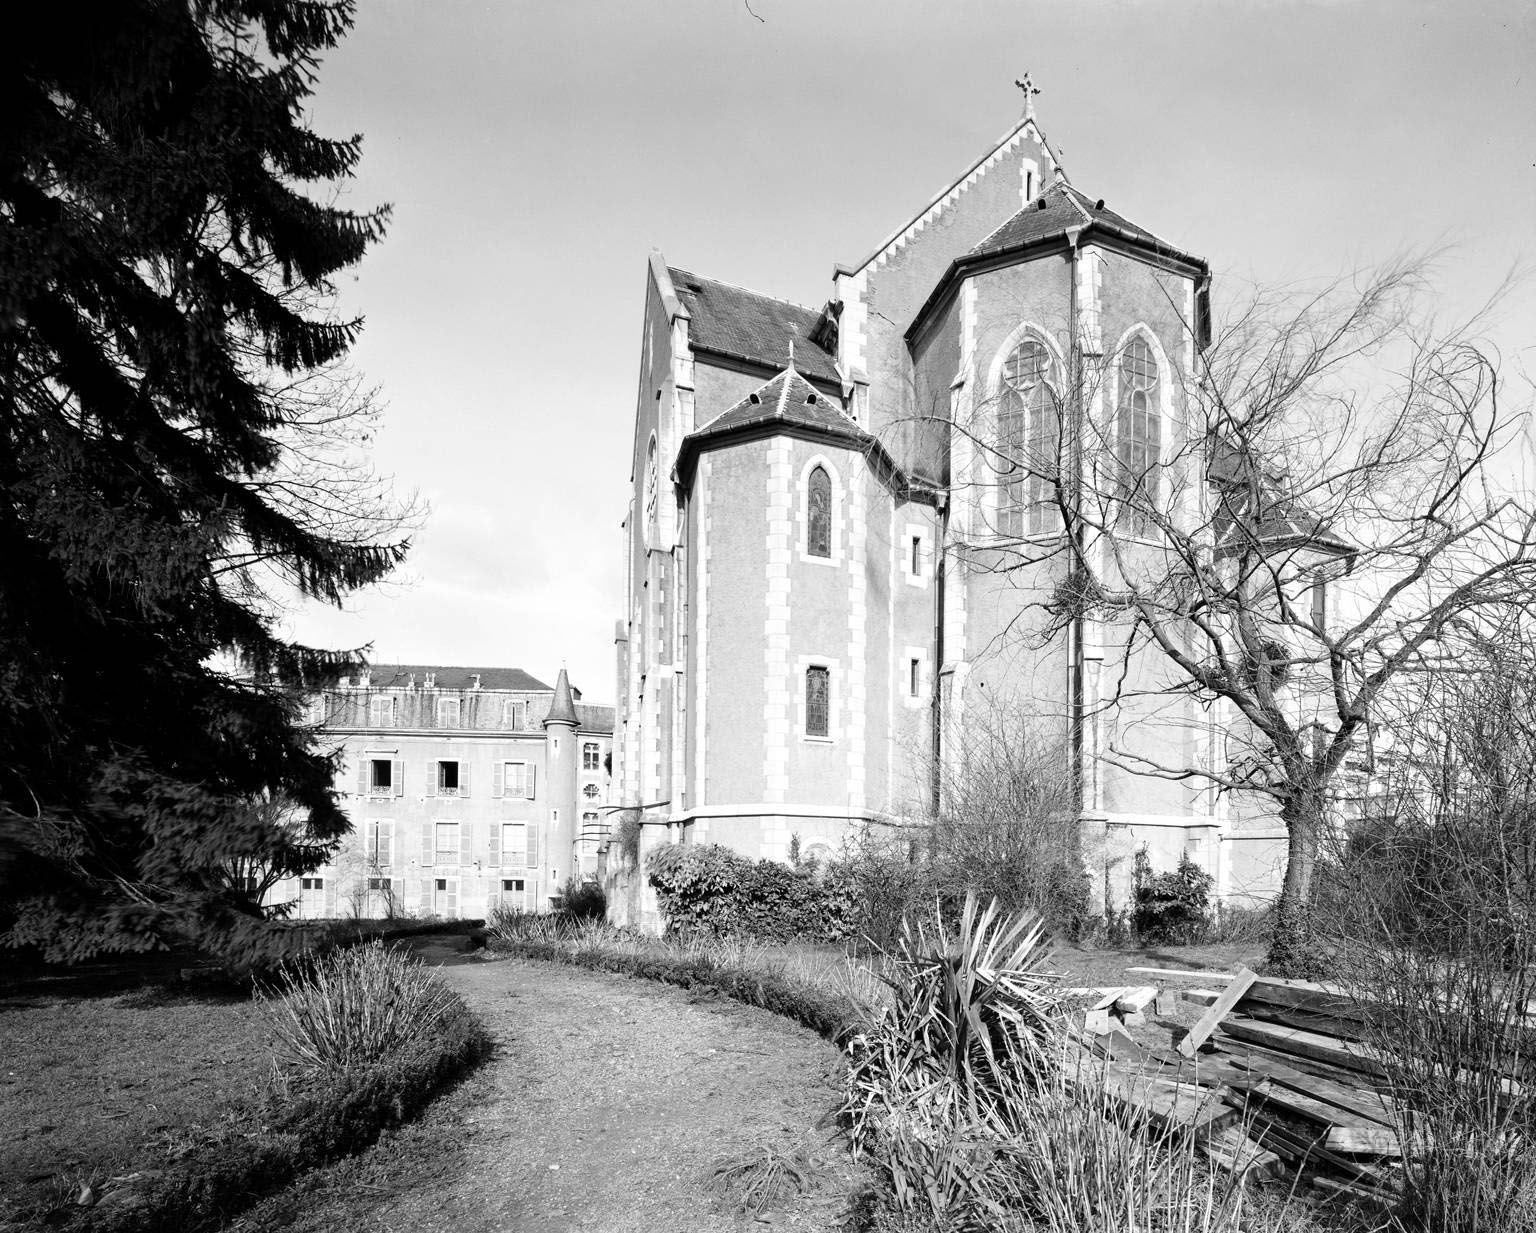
1081, 966, 1429, 1198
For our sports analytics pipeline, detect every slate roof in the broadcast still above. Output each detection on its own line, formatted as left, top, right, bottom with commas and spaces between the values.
669, 267, 841, 385
363, 665, 553, 691
1208, 443, 1354, 557
969, 182, 1190, 262
692, 367, 863, 443
544, 667, 579, 727
576, 703, 616, 735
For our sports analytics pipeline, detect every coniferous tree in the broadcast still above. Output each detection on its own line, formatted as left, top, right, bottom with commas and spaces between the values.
0, 0, 403, 963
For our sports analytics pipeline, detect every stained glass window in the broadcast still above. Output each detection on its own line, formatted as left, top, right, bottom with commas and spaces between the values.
806, 666, 830, 737
998, 339, 1060, 536
807, 465, 831, 557
1116, 338, 1161, 536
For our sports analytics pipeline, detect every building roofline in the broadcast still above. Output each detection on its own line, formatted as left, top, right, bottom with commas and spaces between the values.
835, 115, 1061, 279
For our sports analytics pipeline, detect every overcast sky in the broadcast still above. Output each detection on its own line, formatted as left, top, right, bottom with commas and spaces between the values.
283, 0, 1536, 704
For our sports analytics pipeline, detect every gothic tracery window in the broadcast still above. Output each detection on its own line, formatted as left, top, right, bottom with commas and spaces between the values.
644, 437, 658, 535
998, 338, 1060, 537
1115, 337, 1162, 536
807, 465, 832, 557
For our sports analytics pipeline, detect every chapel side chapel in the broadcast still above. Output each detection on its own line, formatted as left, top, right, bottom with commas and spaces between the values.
613, 90, 1290, 928
275, 665, 614, 920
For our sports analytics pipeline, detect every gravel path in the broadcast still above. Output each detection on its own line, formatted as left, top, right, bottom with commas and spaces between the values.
237, 939, 861, 1233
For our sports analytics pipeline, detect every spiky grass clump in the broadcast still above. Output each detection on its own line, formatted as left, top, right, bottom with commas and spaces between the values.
841, 893, 1331, 1232
263, 941, 466, 1077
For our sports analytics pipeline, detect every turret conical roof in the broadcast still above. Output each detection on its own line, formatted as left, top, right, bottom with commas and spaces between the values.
543, 666, 579, 728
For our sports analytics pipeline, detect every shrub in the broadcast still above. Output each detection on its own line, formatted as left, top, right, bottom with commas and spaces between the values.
262, 941, 466, 1077
647, 843, 851, 942
557, 877, 607, 922
1130, 848, 1213, 945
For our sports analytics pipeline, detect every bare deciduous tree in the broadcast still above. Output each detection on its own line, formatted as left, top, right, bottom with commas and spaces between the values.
952, 256, 1536, 974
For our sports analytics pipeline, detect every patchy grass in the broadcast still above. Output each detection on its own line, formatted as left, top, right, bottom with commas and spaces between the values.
1047, 940, 1269, 989
0, 986, 269, 1224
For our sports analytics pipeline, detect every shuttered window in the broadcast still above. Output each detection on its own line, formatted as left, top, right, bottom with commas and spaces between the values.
369, 819, 394, 867
497, 761, 535, 799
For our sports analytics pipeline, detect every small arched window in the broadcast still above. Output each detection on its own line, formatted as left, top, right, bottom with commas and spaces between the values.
998, 338, 1060, 537
807, 465, 832, 557
1116, 337, 1161, 536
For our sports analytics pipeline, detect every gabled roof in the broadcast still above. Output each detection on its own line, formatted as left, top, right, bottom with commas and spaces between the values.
969, 182, 1189, 262
669, 267, 841, 385
364, 665, 552, 692
694, 366, 861, 442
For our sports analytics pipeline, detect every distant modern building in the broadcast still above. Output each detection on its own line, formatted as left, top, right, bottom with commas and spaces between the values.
614, 90, 1291, 924
273, 665, 614, 920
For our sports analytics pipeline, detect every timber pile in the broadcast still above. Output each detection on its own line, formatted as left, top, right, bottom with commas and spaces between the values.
1068, 964, 1530, 1202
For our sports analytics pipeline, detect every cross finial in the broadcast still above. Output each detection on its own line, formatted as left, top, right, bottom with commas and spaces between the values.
1014, 72, 1041, 121
788, 336, 796, 368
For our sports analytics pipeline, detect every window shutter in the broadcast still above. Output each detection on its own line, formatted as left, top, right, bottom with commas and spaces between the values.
356, 759, 367, 797
393, 760, 405, 797
525, 880, 537, 912
379, 820, 394, 867
421, 825, 434, 868
421, 878, 433, 915
526, 766, 537, 800
460, 763, 471, 797
324, 877, 338, 917
488, 823, 501, 868
425, 760, 437, 797
492, 761, 504, 798
526, 827, 539, 870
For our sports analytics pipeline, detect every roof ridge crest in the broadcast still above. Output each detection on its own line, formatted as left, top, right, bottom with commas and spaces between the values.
667, 266, 820, 315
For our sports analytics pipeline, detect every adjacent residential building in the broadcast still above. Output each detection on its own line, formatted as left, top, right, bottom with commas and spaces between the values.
274, 665, 614, 920
614, 91, 1291, 926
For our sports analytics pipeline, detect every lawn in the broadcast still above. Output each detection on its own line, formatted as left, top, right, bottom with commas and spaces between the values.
0, 982, 272, 1224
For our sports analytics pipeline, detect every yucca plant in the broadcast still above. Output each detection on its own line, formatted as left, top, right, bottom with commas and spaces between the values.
887, 892, 1060, 1118
262, 941, 465, 1077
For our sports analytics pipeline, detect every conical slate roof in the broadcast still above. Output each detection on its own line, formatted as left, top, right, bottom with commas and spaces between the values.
543, 666, 579, 728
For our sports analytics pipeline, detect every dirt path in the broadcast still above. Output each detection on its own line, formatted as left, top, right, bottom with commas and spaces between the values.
235, 939, 861, 1233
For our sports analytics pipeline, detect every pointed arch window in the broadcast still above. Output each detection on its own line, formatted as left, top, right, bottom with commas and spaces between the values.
1115, 337, 1161, 536
998, 338, 1061, 537
644, 437, 658, 535
807, 465, 832, 557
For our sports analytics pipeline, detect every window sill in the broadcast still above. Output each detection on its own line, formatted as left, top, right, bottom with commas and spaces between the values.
800, 735, 835, 745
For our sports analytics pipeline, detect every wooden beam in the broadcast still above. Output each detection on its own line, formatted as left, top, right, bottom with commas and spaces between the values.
1115, 985, 1159, 1014
1178, 966, 1259, 1058
1127, 966, 1236, 984
1217, 1017, 1388, 1077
